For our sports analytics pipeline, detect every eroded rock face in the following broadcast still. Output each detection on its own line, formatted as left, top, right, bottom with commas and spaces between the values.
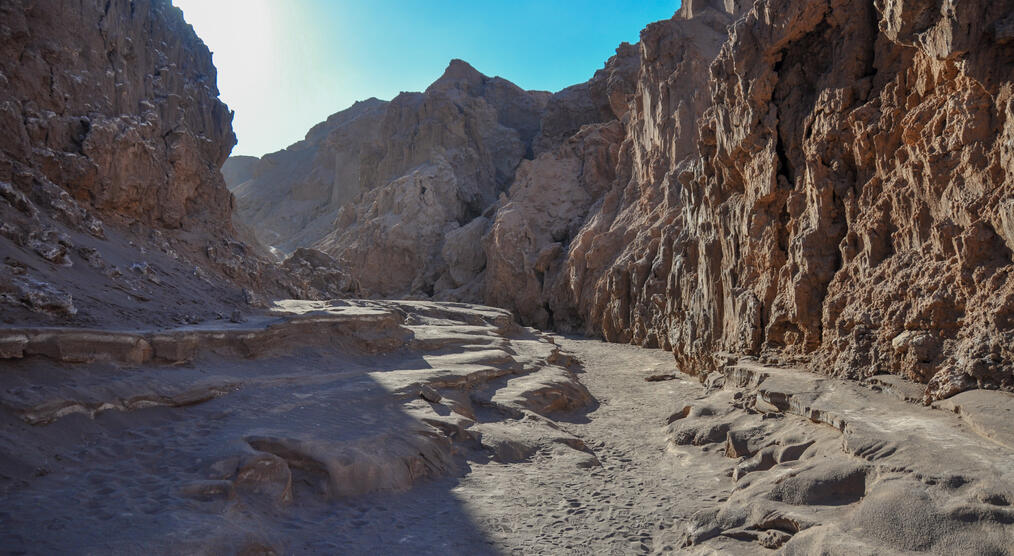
481, 121, 625, 329
312, 61, 548, 297
546, 6, 738, 348
226, 52, 639, 300
226, 0, 1014, 400
0, 0, 235, 231
0, 0, 350, 327
658, 0, 1014, 400
512, 0, 1014, 400
228, 61, 548, 262
230, 98, 390, 252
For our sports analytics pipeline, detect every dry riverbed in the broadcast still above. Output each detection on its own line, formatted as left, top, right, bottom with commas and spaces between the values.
1, 301, 1012, 554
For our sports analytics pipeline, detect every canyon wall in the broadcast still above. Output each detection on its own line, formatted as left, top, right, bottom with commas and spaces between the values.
0, 0, 350, 327
0, 0, 236, 231
605, 0, 1014, 401
227, 0, 1014, 400
554, 0, 1014, 400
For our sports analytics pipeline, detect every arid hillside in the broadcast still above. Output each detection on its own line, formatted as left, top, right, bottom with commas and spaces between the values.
0, 0, 354, 329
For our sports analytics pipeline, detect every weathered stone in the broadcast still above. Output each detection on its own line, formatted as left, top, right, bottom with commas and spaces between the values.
0, 0, 354, 328
0, 334, 28, 359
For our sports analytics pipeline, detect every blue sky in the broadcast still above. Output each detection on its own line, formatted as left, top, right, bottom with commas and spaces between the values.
172, 1, 680, 157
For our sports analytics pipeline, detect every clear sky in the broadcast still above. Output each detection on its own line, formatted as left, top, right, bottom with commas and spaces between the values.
171, 1, 680, 157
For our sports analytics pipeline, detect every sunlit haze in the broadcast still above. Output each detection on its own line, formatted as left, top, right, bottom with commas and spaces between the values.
171, 0, 679, 157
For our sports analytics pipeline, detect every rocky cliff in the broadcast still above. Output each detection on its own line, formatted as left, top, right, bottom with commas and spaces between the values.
0, 0, 351, 328
229, 51, 638, 297
578, 0, 1014, 403
5, 2, 1014, 552
535, 0, 1014, 401
227, 0, 1014, 401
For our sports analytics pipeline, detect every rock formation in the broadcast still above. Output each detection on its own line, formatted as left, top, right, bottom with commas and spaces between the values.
0, 0, 353, 328
581, 0, 1014, 402
0, 0, 235, 232
5, 1, 1014, 553
220, 154, 258, 189
229, 0, 1014, 402
227, 52, 638, 299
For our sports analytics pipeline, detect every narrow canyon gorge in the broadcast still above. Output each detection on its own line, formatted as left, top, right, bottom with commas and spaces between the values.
2, 0, 1013, 553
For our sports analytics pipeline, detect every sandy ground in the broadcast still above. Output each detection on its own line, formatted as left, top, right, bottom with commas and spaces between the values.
1, 301, 1013, 555
449, 337, 724, 554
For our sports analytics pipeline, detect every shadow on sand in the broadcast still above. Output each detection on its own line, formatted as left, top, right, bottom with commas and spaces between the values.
0, 346, 500, 555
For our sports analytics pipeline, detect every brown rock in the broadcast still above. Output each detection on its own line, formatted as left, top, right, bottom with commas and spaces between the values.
234, 452, 293, 505
522, 0, 1014, 401
482, 121, 625, 328
0, 0, 354, 329
227, 0, 1014, 401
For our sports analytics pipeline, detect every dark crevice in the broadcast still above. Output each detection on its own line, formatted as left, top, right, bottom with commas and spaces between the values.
457, 203, 483, 226
861, 3, 879, 82
773, 116, 793, 188
420, 282, 435, 298
543, 303, 555, 330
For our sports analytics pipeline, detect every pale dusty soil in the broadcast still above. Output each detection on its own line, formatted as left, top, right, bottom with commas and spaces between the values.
2, 302, 711, 555
231, 337, 723, 555
2, 301, 1012, 555
450, 337, 724, 555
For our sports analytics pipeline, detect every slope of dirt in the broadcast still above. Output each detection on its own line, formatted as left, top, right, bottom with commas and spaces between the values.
0, 301, 592, 553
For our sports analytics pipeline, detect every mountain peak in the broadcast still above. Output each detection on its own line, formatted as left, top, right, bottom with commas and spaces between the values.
426, 58, 487, 94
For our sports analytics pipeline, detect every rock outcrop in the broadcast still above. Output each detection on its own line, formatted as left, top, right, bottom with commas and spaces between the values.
228, 61, 551, 260
605, 0, 1014, 402
227, 0, 1014, 401
229, 97, 390, 252
0, 0, 235, 232
313, 61, 548, 297
544, 0, 1014, 401
0, 0, 352, 328
227, 52, 639, 300
482, 6, 736, 340
6, 2, 1014, 553
482, 120, 627, 328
